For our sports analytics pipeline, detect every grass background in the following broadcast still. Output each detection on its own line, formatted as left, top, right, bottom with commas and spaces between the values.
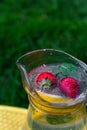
0, 0, 87, 108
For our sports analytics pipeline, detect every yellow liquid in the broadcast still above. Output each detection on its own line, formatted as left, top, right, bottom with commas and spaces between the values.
23, 103, 87, 130
24, 95, 87, 130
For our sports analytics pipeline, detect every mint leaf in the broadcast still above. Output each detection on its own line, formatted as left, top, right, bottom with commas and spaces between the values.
46, 114, 72, 125
59, 63, 79, 78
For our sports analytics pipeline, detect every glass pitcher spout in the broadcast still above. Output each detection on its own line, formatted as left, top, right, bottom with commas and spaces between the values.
16, 58, 33, 95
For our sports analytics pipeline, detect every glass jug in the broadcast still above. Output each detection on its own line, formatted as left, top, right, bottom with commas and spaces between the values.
16, 49, 87, 130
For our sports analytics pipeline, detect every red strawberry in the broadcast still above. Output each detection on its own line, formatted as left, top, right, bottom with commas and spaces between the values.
59, 77, 80, 98
35, 72, 58, 91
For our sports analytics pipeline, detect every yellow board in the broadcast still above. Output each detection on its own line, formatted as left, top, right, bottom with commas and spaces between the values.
0, 105, 27, 130
0, 105, 87, 130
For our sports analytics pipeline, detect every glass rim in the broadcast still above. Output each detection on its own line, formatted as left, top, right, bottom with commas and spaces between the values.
16, 49, 87, 68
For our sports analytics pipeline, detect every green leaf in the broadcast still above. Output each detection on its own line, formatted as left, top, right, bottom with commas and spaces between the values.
46, 114, 72, 124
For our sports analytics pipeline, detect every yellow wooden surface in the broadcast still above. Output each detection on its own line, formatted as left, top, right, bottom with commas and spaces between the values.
0, 105, 27, 130
0, 105, 87, 130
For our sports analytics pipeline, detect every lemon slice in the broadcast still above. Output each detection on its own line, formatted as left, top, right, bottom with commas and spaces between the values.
37, 91, 72, 103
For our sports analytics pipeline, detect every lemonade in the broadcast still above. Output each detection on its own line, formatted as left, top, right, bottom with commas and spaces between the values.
17, 49, 87, 130
25, 63, 87, 130
24, 103, 87, 130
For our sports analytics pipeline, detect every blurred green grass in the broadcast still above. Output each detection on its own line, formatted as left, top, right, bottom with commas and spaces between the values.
0, 0, 87, 108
